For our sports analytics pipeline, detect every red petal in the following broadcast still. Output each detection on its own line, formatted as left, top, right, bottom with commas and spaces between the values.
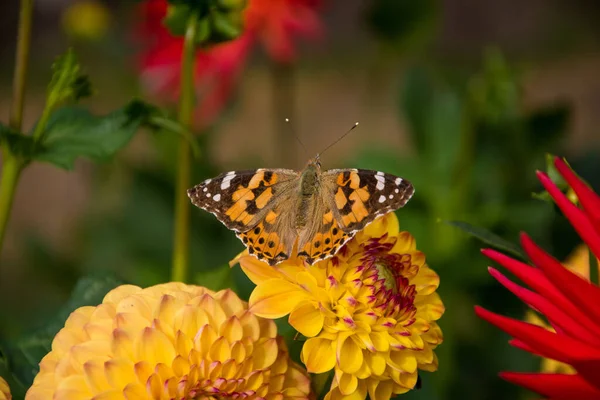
500, 372, 600, 400
554, 157, 600, 234
509, 339, 543, 356
475, 306, 600, 363
482, 249, 600, 336
521, 234, 600, 324
488, 268, 600, 346
537, 171, 600, 257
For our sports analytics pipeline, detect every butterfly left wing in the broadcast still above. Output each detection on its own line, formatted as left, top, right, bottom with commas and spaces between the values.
187, 168, 298, 233
322, 169, 414, 234
188, 168, 300, 265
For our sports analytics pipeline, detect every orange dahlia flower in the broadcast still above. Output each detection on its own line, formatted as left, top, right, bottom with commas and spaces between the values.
26, 283, 311, 400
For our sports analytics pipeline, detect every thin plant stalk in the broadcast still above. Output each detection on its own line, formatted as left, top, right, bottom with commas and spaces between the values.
0, 0, 34, 258
171, 12, 199, 282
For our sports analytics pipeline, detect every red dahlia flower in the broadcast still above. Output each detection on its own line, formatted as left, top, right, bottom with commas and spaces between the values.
476, 157, 600, 399
137, 0, 322, 126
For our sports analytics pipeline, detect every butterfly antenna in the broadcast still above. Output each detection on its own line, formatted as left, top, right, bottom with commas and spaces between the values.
318, 122, 359, 157
285, 118, 309, 156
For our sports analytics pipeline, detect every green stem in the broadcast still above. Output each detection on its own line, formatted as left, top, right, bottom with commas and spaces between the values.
9, 0, 33, 132
171, 13, 199, 282
31, 105, 52, 142
0, 157, 23, 254
0, 0, 34, 258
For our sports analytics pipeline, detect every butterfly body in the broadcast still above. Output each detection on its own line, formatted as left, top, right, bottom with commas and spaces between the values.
188, 156, 414, 266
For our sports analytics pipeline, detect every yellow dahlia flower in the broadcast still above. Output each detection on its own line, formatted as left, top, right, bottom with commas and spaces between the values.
0, 376, 11, 400
236, 213, 444, 400
27, 283, 311, 400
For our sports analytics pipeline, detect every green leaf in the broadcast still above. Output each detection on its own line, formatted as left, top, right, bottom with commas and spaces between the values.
47, 49, 92, 108
0, 123, 35, 159
445, 220, 528, 261
3, 274, 124, 388
32, 100, 151, 169
0, 348, 27, 400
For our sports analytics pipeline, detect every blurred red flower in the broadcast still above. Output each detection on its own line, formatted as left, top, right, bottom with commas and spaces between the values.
476, 157, 600, 399
137, 0, 322, 126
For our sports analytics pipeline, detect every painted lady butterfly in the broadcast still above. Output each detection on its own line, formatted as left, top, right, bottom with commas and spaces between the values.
187, 156, 414, 266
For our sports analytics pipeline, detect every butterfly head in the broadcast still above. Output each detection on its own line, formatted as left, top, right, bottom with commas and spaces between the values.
310, 154, 322, 169
300, 155, 322, 197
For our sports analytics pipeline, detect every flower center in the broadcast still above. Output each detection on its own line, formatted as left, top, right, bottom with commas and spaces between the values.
374, 261, 398, 292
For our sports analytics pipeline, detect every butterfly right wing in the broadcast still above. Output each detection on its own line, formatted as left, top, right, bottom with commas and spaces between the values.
188, 168, 299, 265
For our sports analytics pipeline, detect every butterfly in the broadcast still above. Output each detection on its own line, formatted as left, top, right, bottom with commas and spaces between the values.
187, 155, 414, 266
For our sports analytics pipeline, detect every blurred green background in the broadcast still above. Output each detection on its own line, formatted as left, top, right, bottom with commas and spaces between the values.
1, 0, 600, 399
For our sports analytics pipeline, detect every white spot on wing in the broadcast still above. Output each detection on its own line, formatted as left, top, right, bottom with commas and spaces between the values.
375, 174, 385, 190
376, 171, 385, 176
206, 193, 211, 198
395, 177, 402, 185
395, 188, 399, 193
203, 178, 212, 185
378, 195, 386, 203
221, 172, 236, 190
203, 187, 208, 192
213, 194, 221, 202
389, 194, 394, 199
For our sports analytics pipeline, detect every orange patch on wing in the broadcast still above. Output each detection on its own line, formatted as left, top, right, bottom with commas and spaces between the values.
349, 189, 370, 221
335, 188, 347, 209
232, 188, 255, 202
265, 210, 278, 224
265, 172, 279, 185
336, 171, 360, 189
255, 187, 273, 209
348, 171, 361, 189
226, 190, 255, 221
247, 171, 265, 189
322, 211, 333, 224
342, 213, 358, 226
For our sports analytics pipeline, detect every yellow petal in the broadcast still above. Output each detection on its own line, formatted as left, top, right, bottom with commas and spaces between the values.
214, 289, 245, 315
368, 379, 393, 400
238, 255, 284, 284
220, 316, 244, 342
104, 358, 137, 390
82, 360, 110, 393
302, 338, 335, 373
53, 375, 91, 399
209, 336, 231, 362
252, 338, 278, 369
289, 302, 324, 337
135, 327, 176, 366
338, 372, 358, 395
337, 334, 364, 374
249, 280, 307, 318
388, 351, 417, 373
102, 285, 141, 305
